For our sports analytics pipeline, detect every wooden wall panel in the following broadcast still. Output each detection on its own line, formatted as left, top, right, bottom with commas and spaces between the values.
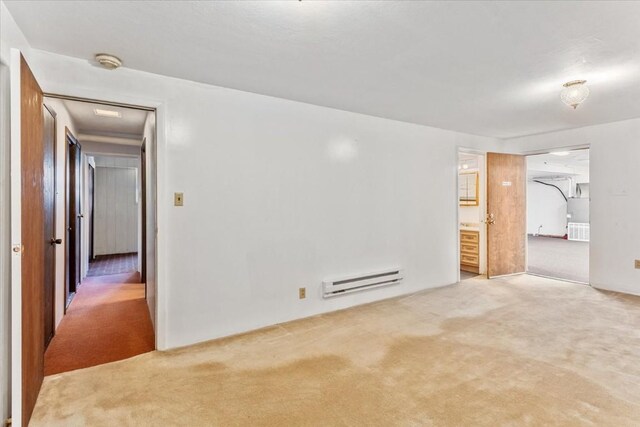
94, 166, 138, 255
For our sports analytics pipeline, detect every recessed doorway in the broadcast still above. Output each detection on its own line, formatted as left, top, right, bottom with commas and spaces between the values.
526, 149, 590, 284
41, 95, 158, 375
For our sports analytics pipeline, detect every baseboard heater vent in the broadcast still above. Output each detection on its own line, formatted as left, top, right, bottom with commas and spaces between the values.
323, 268, 402, 298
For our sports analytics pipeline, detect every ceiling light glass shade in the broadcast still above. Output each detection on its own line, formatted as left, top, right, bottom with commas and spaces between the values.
560, 80, 589, 109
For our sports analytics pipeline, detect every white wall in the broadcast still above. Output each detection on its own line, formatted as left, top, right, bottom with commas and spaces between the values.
41, 98, 78, 328
526, 179, 569, 236
93, 158, 139, 256
0, 1, 31, 421
508, 117, 640, 295
22, 48, 502, 350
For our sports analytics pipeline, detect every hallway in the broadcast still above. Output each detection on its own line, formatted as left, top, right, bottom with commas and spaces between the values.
44, 272, 155, 376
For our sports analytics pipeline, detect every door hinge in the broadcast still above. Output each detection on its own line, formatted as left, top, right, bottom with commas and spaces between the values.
12, 244, 23, 254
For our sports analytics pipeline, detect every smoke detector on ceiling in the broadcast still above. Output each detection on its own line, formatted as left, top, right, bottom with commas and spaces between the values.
95, 53, 122, 70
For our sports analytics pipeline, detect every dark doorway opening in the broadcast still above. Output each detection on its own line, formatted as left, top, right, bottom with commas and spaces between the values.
65, 129, 82, 309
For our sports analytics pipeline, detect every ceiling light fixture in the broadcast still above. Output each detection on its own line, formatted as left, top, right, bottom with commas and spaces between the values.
560, 80, 589, 109
94, 108, 121, 118
95, 53, 122, 70
550, 151, 570, 156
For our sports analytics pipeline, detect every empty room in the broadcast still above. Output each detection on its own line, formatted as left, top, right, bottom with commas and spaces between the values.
1, 1, 640, 426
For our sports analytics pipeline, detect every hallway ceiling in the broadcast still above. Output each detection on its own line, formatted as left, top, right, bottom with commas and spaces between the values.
59, 99, 147, 143
7, 1, 640, 138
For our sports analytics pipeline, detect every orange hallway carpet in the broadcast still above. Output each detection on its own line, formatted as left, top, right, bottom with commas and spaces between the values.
44, 272, 155, 376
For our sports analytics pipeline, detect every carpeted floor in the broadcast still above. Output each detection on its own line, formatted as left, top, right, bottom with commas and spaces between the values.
528, 235, 589, 283
33, 274, 640, 426
87, 253, 139, 277
44, 272, 155, 376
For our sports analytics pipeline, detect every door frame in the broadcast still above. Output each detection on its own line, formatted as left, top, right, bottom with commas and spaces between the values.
88, 162, 95, 261
455, 147, 487, 283
44, 93, 161, 345
64, 128, 81, 311
523, 144, 591, 285
12, 49, 167, 425
43, 103, 57, 349
140, 138, 147, 285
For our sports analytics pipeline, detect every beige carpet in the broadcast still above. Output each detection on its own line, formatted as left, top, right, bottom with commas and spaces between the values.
32, 275, 640, 426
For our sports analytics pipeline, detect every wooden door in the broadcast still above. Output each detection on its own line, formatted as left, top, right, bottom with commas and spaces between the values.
18, 53, 48, 427
43, 104, 57, 349
65, 130, 82, 308
486, 152, 526, 278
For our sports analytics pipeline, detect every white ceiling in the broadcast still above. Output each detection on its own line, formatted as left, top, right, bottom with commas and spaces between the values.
9, 1, 640, 138
50, 98, 147, 146
527, 149, 590, 180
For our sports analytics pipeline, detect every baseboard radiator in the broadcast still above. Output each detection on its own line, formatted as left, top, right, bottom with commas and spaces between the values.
322, 268, 402, 298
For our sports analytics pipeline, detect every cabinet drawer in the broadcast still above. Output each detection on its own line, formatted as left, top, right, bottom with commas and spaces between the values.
460, 231, 479, 243
461, 253, 479, 266
460, 242, 478, 254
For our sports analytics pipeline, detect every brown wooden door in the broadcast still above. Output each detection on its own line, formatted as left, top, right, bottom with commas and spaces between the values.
66, 131, 82, 308
43, 104, 57, 350
486, 152, 526, 278
19, 54, 48, 427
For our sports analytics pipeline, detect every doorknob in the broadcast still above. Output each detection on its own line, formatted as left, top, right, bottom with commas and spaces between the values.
486, 213, 496, 225
50, 238, 62, 245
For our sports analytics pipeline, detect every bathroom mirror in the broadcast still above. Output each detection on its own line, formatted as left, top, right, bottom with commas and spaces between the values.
459, 172, 479, 206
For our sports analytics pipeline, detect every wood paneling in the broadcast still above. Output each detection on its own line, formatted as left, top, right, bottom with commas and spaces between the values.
486, 152, 526, 278
20, 54, 45, 427
94, 166, 138, 255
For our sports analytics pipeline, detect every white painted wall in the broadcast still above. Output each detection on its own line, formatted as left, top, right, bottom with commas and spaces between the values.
41, 98, 79, 328
22, 48, 502, 350
93, 159, 139, 256
0, 2, 31, 422
526, 179, 569, 236
508, 117, 640, 295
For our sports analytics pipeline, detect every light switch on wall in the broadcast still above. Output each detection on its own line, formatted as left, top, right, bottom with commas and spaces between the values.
174, 192, 184, 206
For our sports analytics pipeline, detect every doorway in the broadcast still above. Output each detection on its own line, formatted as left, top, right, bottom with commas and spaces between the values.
40, 95, 157, 376
458, 151, 528, 282
65, 129, 81, 309
458, 151, 487, 280
526, 149, 590, 283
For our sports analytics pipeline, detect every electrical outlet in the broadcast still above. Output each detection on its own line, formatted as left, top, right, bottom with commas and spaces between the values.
174, 192, 184, 206
635, 260, 640, 269
299, 287, 306, 299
